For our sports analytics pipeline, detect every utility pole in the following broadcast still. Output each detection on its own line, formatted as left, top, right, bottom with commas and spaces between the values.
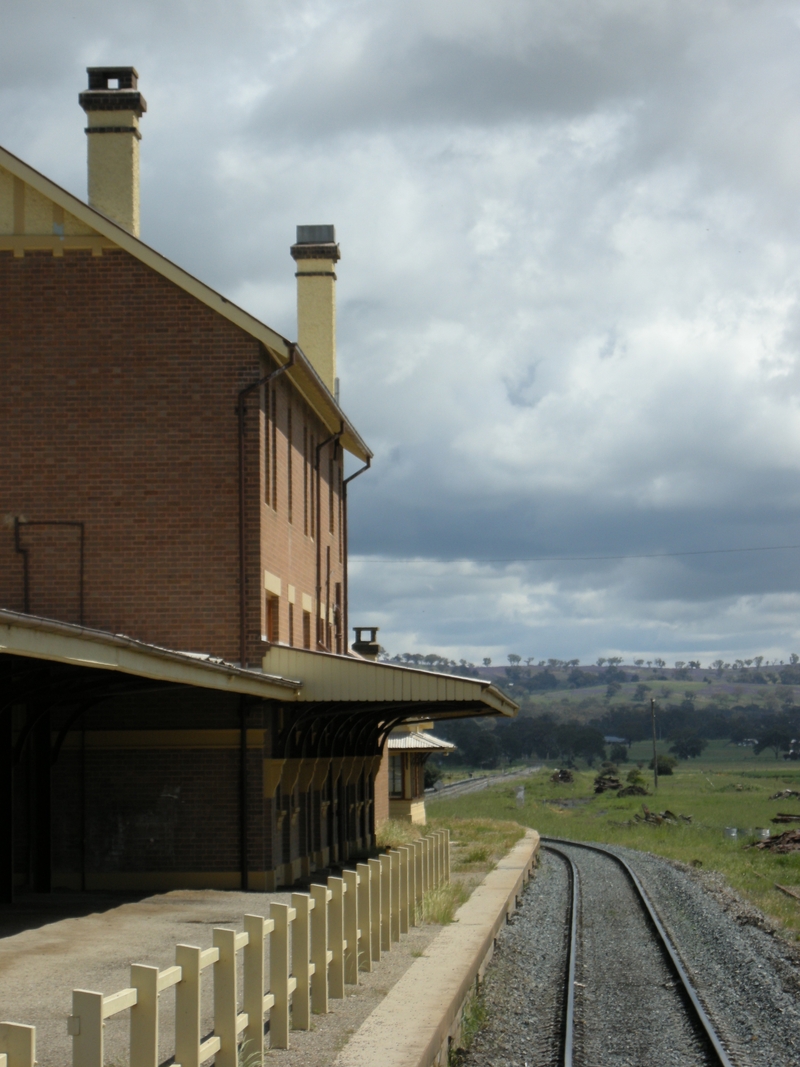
650, 697, 659, 792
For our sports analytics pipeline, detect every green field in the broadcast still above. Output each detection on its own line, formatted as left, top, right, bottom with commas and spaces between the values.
428, 745, 800, 940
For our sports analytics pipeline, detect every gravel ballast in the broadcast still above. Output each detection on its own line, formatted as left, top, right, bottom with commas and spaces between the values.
462, 844, 800, 1067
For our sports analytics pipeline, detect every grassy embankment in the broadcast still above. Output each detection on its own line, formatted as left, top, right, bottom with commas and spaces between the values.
377, 816, 525, 923
428, 741, 800, 940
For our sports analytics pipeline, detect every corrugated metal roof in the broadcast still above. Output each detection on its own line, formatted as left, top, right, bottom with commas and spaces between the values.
387, 731, 456, 751
263, 646, 518, 716
0, 609, 300, 699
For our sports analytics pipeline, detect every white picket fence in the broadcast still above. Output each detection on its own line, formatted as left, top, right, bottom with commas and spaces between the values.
0, 830, 451, 1067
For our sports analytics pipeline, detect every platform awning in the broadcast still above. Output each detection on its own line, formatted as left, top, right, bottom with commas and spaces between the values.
262, 645, 518, 718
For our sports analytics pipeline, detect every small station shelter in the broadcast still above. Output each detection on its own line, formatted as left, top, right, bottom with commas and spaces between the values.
385, 724, 454, 824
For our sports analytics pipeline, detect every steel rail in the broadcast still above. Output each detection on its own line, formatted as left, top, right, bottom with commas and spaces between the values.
542, 843, 579, 1066
542, 837, 735, 1067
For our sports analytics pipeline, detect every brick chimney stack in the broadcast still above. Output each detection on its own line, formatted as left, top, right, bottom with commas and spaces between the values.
79, 67, 146, 237
290, 225, 340, 396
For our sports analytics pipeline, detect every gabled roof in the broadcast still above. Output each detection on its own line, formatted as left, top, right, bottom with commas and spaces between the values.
388, 730, 456, 752
0, 145, 370, 461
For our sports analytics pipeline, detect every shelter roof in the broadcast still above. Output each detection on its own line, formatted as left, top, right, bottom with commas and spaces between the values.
387, 730, 456, 752
0, 145, 370, 462
0, 611, 518, 720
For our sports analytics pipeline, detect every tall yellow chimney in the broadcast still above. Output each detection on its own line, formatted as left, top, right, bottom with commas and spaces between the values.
79, 67, 146, 237
290, 225, 340, 396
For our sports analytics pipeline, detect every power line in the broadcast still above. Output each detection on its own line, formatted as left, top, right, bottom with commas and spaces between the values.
349, 543, 800, 565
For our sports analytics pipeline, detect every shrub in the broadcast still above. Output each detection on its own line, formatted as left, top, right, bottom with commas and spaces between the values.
648, 754, 677, 775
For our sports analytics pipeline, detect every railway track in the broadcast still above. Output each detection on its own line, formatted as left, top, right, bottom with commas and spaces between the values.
541, 838, 735, 1067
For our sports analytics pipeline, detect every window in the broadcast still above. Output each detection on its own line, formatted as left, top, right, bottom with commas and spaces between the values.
302, 610, 311, 650
271, 388, 278, 510
267, 388, 275, 503
328, 456, 335, 534
266, 595, 280, 644
334, 582, 342, 654
389, 755, 403, 798
303, 424, 309, 535
338, 466, 344, 563
287, 405, 293, 524
309, 434, 315, 537
288, 602, 294, 647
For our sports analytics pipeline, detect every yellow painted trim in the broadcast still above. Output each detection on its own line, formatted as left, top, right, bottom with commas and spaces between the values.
288, 584, 296, 605
60, 729, 266, 750
0, 235, 115, 255
302, 593, 313, 613
264, 570, 282, 596
76, 871, 269, 891
0, 609, 301, 700
0, 144, 371, 461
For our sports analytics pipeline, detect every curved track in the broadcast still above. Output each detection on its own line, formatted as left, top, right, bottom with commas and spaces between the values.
542, 837, 735, 1067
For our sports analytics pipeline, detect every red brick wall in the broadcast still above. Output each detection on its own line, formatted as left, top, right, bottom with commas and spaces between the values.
0, 248, 345, 663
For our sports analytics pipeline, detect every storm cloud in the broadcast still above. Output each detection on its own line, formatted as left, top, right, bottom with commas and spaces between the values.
4, 0, 800, 663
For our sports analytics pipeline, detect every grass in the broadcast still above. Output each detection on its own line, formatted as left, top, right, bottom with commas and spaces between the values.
376, 815, 526, 923
429, 751, 800, 941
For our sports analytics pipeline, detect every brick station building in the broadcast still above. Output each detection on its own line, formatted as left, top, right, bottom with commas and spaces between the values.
0, 69, 516, 900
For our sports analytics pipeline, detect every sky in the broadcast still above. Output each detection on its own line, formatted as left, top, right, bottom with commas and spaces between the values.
4, 0, 800, 665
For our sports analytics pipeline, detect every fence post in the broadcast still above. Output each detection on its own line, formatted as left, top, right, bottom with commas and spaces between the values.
368, 857, 382, 961
444, 827, 451, 883
310, 884, 332, 1014
269, 902, 296, 1049
438, 830, 445, 883
398, 846, 410, 934
379, 854, 392, 951
175, 945, 201, 1067
212, 928, 241, 1067
243, 913, 274, 1067
431, 833, 439, 886
328, 877, 346, 998
291, 893, 315, 1030
356, 862, 372, 971
413, 840, 423, 923
0, 1024, 35, 1067
343, 869, 360, 984
389, 851, 401, 942
70, 989, 103, 1067
130, 965, 159, 1067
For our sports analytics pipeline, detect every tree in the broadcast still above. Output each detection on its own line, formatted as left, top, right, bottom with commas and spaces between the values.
711, 659, 725, 673
791, 653, 800, 665
648, 754, 677, 775
754, 655, 764, 669
653, 657, 666, 668
607, 656, 623, 667
634, 659, 644, 667
482, 657, 491, 667
754, 728, 793, 760
669, 731, 708, 759
508, 654, 521, 666
688, 660, 701, 670
567, 667, 597, 689
610, 742, 629, 763
596, 657, 606, 667
675, 661, 686, 670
